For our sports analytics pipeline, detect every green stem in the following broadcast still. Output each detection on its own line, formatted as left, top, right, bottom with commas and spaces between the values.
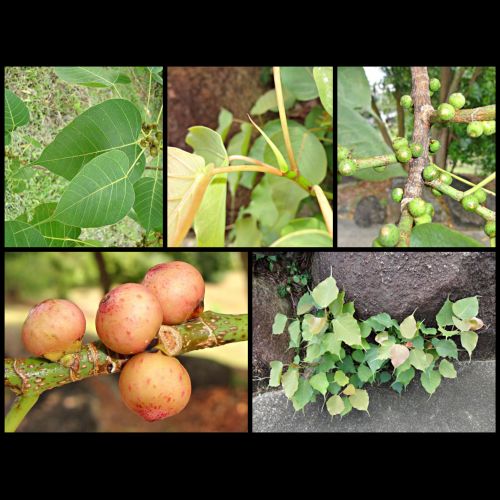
434, 165, 495, 195
425, 180, 496, 221
355, 154, 398, 169
212, 165, 283, 177
463, 172, 496, 197
4, 312, 247, 398
4, 394, 39, 432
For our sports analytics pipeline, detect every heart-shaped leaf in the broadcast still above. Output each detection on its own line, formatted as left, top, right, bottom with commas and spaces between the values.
35, 99, 144, 181
167, 147, 214, 246
5, 89, 30, 132
389, 344, 410, 368
31, 202, 81, 246
54, 67, 121, 87
326, 395, 345, 416
5, 221, 47, 247
53, 150, 134, 228
133, 176, 163, 232
313, 66, 333, 116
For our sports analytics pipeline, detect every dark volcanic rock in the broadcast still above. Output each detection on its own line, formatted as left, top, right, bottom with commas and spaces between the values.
311, 252, 495, 360
252, 275, 294, 393
354, 196, 386, 227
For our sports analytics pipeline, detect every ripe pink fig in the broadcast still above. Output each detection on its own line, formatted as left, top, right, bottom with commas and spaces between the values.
22, 299, 86, 360
119, 351, 191, 421
95, 283, 163, 355
142, 261, 205, 325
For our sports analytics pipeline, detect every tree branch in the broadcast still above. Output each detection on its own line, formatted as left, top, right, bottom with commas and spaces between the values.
4, 312, 248, 397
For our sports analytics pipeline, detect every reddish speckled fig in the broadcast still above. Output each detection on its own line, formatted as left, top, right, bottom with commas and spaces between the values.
142, 261, 205, 325
95, 283, 162, 354
119, 351, 191, 421
22, 299, 86, 360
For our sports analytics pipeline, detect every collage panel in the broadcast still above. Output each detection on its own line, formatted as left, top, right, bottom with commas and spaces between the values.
252, 251, 495, 433
167, 66, 333, 248
4, 66, 163, 249
4, 251, 248, 432
337, 66, 495, 248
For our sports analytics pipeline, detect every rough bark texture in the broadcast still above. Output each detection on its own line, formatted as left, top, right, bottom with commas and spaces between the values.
311, 252, 496, 360
167, 67, 266, 149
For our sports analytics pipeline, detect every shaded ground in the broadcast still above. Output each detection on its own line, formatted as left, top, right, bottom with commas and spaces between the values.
253, 360, 495, 433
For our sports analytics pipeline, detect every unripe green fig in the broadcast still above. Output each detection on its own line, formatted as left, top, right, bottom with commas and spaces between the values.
439, 171, 453, 185
410, 143, 423, 157
140, 139, 148, 148
461, 195, 479, 212
422, 164, 439, 181
400, 95, 413, 109
150, 123, 158, 130
432, 188, 442, 197
429, 78, 441, 92
142, 261, 205, 326
482, 120, 496, 136
414, 214, 433, 225
372, 238, 383, 247
156, 131, 163, 141
408, 197, 427, 218
429, 90, 434, 97
378, 224, 400, 247
119, 351, 191, 422
424, 202, 435, 217
484, 220, 496, 238
337, 145, 350, 162
96, 283, 163, 354
429, 139, 440, 153
22, 299, 86, 360
448, 93, 466, 110
150, 146, 158, 157
338, 159, 357, 176
396, 147, 412, 163
467, 121, 483, 138
391, 187, 404, 203
474, 188, 487, 204
392, 137, 408, 150
437, 103, 456, 121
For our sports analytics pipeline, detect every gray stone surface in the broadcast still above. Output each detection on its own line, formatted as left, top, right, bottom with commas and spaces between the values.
311, 252, 495, 360
252, 275, 294, 392
253, 361, 495, 432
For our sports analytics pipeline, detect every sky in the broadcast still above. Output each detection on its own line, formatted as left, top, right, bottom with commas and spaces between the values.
364, 67, 384, 86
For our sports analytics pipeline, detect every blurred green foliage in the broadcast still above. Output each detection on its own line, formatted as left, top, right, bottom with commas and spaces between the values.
4, 252, 239, 301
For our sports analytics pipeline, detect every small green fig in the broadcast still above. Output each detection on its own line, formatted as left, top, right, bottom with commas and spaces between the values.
439, 172, 453, 185
474, 188, 487, 204
437, 103, 456, 121
338, 145, 350, 162
372, 238, 383, 247
400, 95, 413, 109
461, 195, 479, 212
338, 159, 357, 176
410, 143, 423, 157
484, 220, 496, 238
482, 120, 496, 136
378, 224, 400, 247
391, 188, 404, 203
429, 139, 440, 153
414, 214, 433, 225
408, 197, 427, 218
392, 137, 408, 150
396, 147, 412, 163
467, 121, 484, 138
424, 202, 435, 217
422, 164, 439, 181
429, 78, 441, 92
448, 93, 466, 110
